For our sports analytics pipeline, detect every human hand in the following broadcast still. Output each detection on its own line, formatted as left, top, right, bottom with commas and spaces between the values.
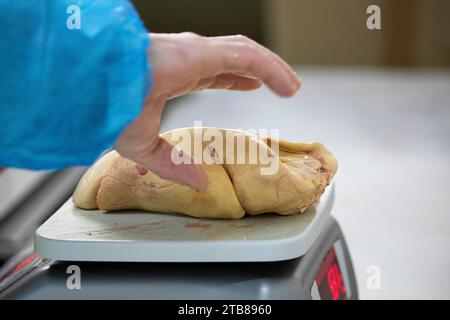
116, 33, 301, 191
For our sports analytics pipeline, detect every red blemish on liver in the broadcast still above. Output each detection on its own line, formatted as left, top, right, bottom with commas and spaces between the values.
69, 221, 166, 237
228, 222, 256, 228
184, 222, 212, 229
135, 164, 148, 175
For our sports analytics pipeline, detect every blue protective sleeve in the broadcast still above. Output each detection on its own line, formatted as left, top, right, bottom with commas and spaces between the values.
0, 0, 151, 170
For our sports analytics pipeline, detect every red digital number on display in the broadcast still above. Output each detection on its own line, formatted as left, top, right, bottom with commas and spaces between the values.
314, 247, 347, 300
327, 262, 346, 300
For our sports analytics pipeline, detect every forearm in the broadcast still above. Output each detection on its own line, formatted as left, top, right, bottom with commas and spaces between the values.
0, 0, 151, 169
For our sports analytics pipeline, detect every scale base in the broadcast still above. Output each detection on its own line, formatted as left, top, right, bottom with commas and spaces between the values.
2, 217, 358, 300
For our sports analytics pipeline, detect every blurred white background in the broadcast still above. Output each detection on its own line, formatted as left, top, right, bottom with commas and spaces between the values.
161, 67, 450, 299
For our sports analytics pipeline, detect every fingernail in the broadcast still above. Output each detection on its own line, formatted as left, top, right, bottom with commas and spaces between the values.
187, 171, 208, 192
197, 177, 209, 192
193, 181, 208, 192
294, 73, 302, 87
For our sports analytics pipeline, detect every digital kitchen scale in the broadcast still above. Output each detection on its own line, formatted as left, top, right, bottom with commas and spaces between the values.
0, 183, 358, 300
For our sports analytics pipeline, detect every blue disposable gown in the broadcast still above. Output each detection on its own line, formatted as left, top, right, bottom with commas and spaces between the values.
0, 0, 151, 169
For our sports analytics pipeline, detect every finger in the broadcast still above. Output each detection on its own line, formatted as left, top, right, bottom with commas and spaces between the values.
215, 35, 301, 88
196, 74, 263, 91
218, 39, 300, 96
200, 35, 301, 97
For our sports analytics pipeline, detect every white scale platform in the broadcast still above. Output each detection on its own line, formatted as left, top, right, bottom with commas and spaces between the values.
34, 184, 334, 262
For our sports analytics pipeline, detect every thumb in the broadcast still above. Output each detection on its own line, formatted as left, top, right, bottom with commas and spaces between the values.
116, 95, 208, 192
142, 137, 208, 192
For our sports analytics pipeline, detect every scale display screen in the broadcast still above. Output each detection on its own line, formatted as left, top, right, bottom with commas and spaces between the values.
312, 243, 348, 300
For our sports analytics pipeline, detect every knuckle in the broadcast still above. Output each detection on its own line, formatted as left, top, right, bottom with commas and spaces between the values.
181, 31, 197, 37
236, 36, 258, 52
234, 34, 249, 42
239, 42, 258, 58
181, 31, 203, 40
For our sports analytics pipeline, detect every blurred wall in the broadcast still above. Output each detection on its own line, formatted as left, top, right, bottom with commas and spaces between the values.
132, 0, 450, 67
410, 0, 450, 66
131, 0, 264, 44
264, 0, 386, 65
264, 0, 450, 67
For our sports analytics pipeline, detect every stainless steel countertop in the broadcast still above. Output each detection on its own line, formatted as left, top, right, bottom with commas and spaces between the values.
160, 67, 450, 299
